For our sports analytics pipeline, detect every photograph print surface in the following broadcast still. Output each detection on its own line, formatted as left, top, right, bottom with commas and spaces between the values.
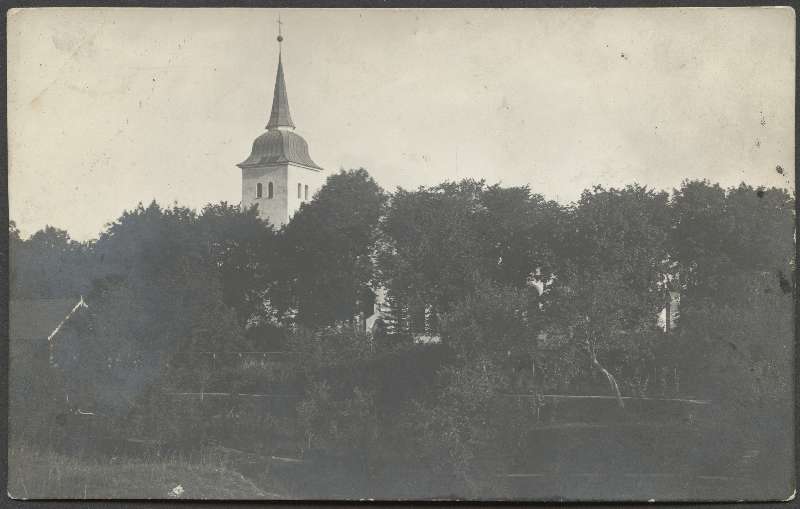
7, 7, 796, 501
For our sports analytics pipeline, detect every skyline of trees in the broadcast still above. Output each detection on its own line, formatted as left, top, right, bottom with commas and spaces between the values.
10, 169, 794, 496
11, 171, 793, 398
10, 172, 794, 340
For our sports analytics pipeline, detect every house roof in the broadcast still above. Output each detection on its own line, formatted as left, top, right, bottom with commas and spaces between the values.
10, 298, 83, 339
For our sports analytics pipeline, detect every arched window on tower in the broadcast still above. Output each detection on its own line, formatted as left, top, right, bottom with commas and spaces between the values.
298, 183, 302, 199
268, 182, 274, 199
304, 185, 309, 201
256, 183, 263, 198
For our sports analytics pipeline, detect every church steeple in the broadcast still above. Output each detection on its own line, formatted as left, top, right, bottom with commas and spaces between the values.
266, 19, 295, 130
238, 16, 323, 227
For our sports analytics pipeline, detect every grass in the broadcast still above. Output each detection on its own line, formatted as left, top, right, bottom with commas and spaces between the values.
8, 444, 288, 500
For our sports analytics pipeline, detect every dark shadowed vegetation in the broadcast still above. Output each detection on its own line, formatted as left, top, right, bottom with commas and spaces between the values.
9, 172, 794, 499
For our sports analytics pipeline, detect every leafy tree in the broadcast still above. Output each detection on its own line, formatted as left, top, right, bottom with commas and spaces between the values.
669, 181, 729, 289
379, 180, 565, 335
288, 324, 376, 374
10, 224, 93, 299
674, 270, 793, 494
297, 381, 378, 459
9, 220, 20, 242
724, 184, 794, 274
440, 281, 538, 372
71, 202, 250, 413
280, 169, 386, 327
196, 202, 279, 327
670, 180, 794, 301
378, 180, 488, 325
476, 184, 565, 290
93, 201, 201, 281
548, 185, 671, 404
402, 361, 506, 496
677, 271, 793, 404
669, 182, 794, 494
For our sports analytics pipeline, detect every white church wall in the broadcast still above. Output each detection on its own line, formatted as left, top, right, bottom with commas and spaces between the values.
286, 164, 325, 221
242, 165, 289, 226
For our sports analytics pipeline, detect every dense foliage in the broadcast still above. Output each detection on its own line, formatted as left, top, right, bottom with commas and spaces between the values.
10, 171, 794, 497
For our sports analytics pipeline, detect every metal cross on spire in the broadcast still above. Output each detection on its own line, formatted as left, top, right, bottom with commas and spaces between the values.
265, 13, 294, 130
276, 14, 284, 53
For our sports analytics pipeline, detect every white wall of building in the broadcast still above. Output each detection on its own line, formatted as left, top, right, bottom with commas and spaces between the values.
242, 163, 326, 226
286, 164, 325, 221
242, 164, 289, 226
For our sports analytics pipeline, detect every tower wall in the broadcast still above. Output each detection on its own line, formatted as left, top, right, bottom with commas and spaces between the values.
286, 164, 326, 220
241, 164, 289, 226
242, 163, 326, 226
238, 43, 324, 227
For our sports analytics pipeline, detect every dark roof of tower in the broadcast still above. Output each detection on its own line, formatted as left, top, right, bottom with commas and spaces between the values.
237, 129, 322, 170
239, 39, 322, 171
265, 54, 295, 130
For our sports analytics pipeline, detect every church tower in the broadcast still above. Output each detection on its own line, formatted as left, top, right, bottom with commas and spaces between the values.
238, 26, 324, 226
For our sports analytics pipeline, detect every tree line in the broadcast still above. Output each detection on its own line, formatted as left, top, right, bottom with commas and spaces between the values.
10, 169, 794, 494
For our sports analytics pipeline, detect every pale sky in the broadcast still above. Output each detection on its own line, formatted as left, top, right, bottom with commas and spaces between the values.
8, 7, 795, 241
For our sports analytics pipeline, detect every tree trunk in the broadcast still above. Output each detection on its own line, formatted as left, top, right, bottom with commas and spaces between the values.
588, 345, 625, 408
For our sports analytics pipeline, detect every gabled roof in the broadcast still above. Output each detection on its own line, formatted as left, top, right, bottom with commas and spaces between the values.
10, 298, 84, 339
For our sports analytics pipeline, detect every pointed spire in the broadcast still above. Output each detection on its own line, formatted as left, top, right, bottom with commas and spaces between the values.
266, 16, 295, 130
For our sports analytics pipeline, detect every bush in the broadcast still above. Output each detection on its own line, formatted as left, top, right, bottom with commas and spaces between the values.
297, 382, 378, 460
399, 361, 510, 496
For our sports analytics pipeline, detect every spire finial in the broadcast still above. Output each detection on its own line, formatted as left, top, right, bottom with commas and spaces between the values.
266, 15, 295, 130
276, 14, 283, 53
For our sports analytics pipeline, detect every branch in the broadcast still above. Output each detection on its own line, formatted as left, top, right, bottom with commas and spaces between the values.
586, 339, 625, 409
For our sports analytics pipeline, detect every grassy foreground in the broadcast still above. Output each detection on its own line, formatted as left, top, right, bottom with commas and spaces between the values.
8, 446, 286, 500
